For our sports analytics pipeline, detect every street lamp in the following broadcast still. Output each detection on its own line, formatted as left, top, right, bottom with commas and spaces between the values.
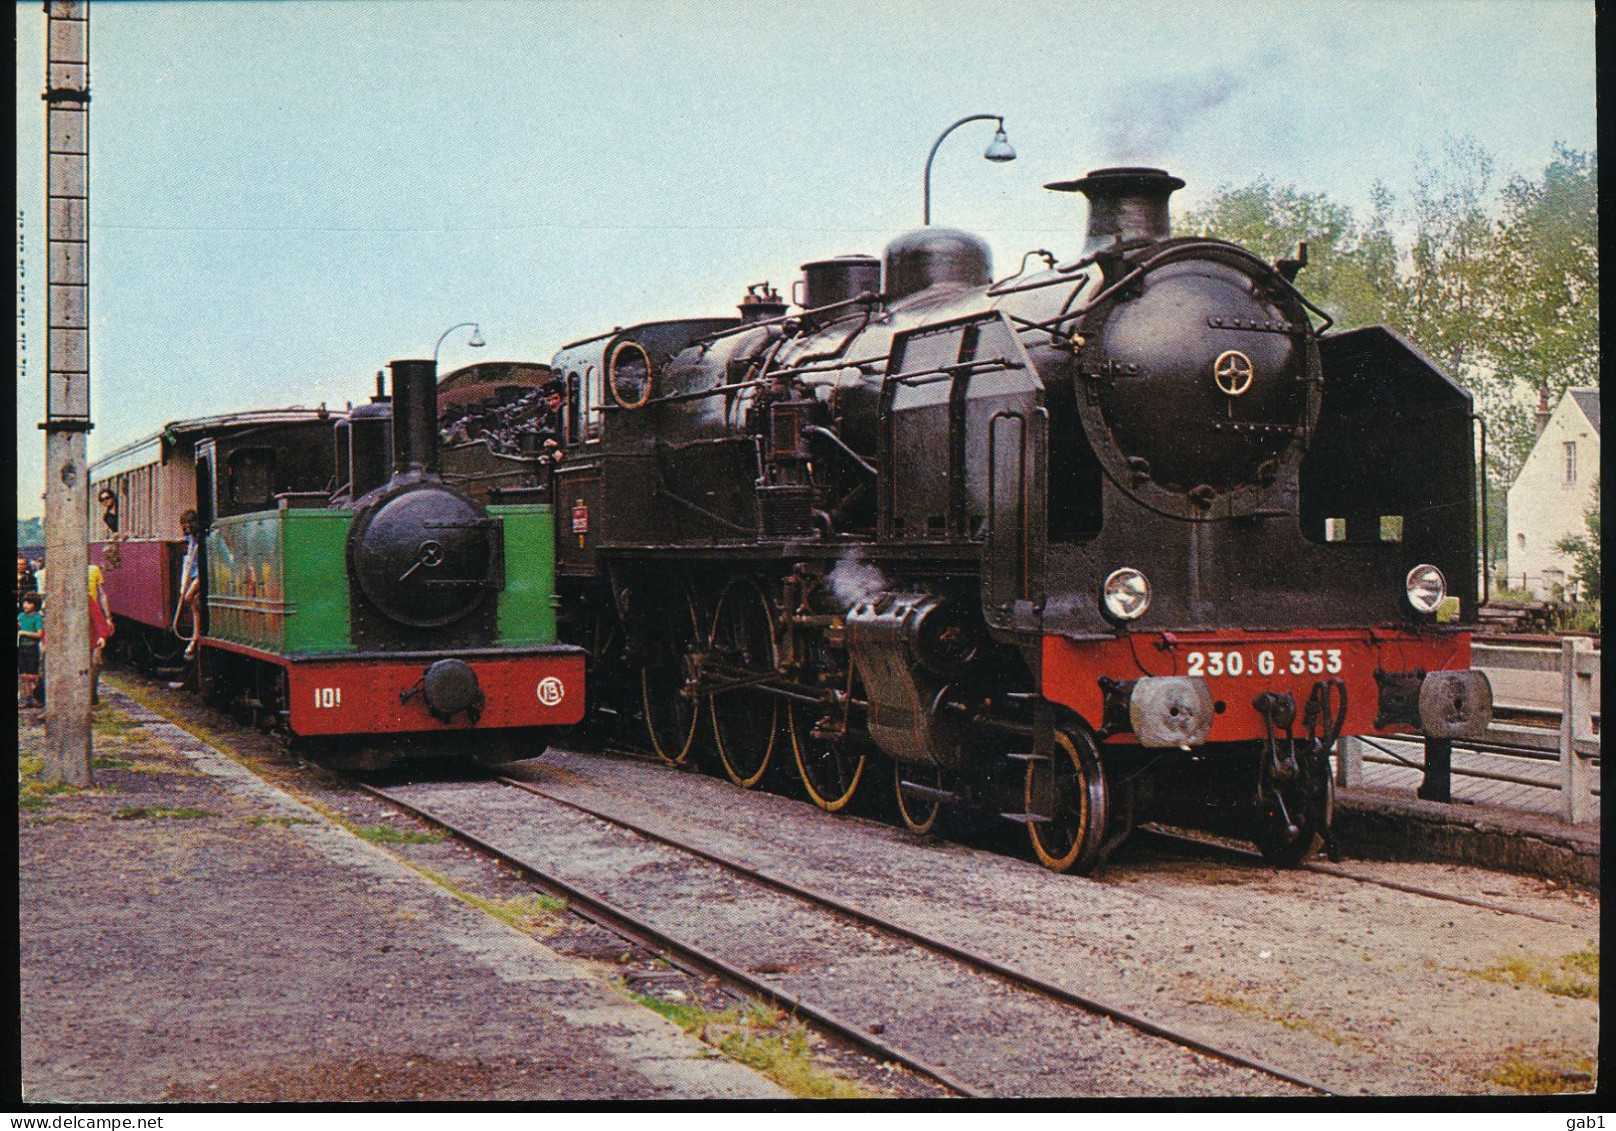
434, 321, 486, 370
923, 114, 1016, 225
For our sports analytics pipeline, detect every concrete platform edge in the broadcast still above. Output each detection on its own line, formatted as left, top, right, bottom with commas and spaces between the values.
1335, 787, 1600, 887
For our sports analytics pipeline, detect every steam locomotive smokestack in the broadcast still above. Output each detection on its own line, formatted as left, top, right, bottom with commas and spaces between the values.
1044, 166, 1186, 257
389, 359, 439, 477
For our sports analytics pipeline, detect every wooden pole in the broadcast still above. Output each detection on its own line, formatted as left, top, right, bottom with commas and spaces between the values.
40, 0, 93, 787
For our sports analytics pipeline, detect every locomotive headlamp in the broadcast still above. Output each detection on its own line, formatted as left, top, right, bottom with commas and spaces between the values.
1405, 564, 1447, 615
1102, 568, 1152, 621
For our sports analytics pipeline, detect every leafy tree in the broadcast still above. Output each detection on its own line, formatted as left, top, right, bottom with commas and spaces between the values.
17, 516, 44, 547
1554, 485, 1601, 597
1397, 135, 1498, 380
1486, 145, 1599, 471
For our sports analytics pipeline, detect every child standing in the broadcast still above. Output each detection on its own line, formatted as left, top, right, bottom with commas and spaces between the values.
17, 593, 43, 707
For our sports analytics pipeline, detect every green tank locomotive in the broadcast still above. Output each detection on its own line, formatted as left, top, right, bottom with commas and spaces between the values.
198, 359, 583, 761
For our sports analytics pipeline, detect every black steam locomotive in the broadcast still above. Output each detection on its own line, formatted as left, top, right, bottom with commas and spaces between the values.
525, 167, 1493, 871
530, 165, 1494, 871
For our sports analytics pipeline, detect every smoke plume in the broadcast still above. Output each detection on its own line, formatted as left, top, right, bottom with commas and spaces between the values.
1099, 69, 1242, 163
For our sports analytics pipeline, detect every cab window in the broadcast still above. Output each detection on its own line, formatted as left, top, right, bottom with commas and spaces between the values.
226, 447, 275, 507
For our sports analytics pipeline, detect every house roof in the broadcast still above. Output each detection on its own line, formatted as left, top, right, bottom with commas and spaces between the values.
1571, 388, 1600, 434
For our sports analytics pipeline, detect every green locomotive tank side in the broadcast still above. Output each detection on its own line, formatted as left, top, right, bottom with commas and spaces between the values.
489, 503, 558, 645
208, 508, 355, 656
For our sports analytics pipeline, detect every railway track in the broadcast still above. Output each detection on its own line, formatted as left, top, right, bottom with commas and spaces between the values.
595, 737, 1589, 930
361, 774, 1331, 1098
1130, 826, 1587, 927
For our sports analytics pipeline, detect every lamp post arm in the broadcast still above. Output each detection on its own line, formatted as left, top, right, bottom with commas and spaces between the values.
923, 113, 1003, 225
434, 321, 480, 367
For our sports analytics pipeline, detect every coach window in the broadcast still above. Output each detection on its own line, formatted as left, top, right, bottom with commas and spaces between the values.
226, 447, 275, 508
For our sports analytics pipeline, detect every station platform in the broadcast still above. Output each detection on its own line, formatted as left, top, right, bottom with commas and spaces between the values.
17, 688, 785, 1104
1335, 748, 1600, 887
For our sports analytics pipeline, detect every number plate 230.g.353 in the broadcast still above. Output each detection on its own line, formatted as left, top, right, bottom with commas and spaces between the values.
1184, 648, 1343, 679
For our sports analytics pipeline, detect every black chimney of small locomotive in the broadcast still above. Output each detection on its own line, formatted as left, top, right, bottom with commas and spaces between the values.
1045, 166, 1185, 257
389, 359, 440, 477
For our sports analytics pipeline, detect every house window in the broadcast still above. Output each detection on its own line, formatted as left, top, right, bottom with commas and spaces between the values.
1564, 441, 1577, 484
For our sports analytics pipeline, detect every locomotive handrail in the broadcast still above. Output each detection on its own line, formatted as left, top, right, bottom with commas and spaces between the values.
761, 355, 889, 381
693, 291, 882, 347
988, 267, 1092, 299
208, 596, 297, 615
1474, 412, 1490, 607
557, 326, 625, 352
603, 376, 773, 411
885, 357, 1021, 387
1019, 240, 1336, 339
985, 249, 1064, 296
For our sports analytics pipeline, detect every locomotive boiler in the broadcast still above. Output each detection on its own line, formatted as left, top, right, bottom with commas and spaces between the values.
544, 165, 1492, 872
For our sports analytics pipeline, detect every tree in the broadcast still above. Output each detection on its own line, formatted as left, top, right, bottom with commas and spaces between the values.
1397, 135, 1498, 380
1486, 145, 1599, 472
1554, 485, 1601, 598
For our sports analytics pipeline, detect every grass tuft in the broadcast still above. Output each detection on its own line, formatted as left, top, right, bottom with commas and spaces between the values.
17, 753, 84, 812
626, 990, 870, 1099
246, 815, 319, 828
1488, 1057, 1596, 1094
1471, 949, 1598, 1000
91, 713, 145, 739
346, 820, 444, 845
402, 865, 567, 935
1202, 989, 1347, 1045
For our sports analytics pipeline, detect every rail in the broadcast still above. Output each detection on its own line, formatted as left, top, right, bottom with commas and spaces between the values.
1336, 637, 1600, 823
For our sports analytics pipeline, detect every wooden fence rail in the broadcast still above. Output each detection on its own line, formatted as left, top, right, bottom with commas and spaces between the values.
1337, 638, 1600, 823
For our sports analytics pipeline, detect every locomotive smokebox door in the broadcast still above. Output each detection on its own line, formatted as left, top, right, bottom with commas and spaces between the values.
349, 486, 498, 628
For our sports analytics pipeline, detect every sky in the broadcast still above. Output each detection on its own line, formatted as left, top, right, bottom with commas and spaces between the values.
14, 0, 1598, 517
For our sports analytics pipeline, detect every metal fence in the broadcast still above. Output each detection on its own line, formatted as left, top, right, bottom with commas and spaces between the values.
1338, 637, 1600, 823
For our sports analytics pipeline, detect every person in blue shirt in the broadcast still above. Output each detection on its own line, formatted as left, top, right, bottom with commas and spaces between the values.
18, 592, 43, 707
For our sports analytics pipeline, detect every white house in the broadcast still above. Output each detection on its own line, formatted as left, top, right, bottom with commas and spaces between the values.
1506, 388, 1600, 599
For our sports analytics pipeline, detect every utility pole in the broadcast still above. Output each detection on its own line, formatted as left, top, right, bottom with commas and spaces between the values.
40, 0, 93, 786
